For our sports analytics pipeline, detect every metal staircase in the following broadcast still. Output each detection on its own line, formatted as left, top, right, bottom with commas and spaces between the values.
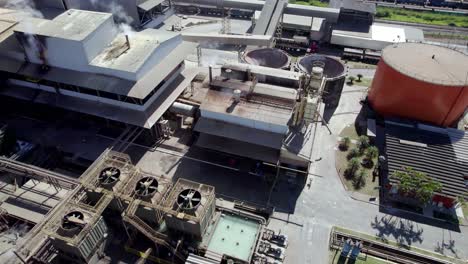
123, 201, 185, 262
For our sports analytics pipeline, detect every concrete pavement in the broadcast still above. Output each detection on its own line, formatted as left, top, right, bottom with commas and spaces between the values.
270, 82, 468, 263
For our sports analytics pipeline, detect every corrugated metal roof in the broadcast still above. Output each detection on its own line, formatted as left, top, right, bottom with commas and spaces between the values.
194, 118, 285, 149
138, 0, 165, 12
385, 124, 468, 198
185, 253, 220, 264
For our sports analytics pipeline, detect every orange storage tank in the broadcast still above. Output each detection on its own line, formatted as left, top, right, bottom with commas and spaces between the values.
368, 43, 468, 127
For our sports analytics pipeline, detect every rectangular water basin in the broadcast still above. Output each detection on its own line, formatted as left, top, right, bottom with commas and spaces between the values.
207, 214, 260, 262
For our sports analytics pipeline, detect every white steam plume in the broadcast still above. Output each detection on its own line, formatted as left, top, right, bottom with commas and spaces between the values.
1, 0, 43, 18
89, 0, 135, 35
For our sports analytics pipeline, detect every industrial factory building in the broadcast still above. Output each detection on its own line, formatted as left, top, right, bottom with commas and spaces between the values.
330, 0, 376, 25
0, 8, 198, 137
368, 43, 468, 127
189, 47, 342, 183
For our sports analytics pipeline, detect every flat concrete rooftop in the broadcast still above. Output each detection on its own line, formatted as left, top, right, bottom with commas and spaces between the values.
14, 9, 112, 41
203, 77, 294, 127
0, 8, 31, 22
254, 10, 313, 30
90, 29, 179, 75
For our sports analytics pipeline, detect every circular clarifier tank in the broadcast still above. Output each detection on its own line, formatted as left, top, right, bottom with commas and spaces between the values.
297, 55, 347, 109
297, 55, 346, 80
243, 48, 291, 69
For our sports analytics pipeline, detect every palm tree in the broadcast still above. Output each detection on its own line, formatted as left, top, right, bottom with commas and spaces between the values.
348, 76, 356, 85
357, 74, 363, 82
353, 169, 366, 189
456, 195, 466, 208
346, 158, 360, 178
357, 135, 370, 153
347, 148, 360, 160
365, 146, 378, 161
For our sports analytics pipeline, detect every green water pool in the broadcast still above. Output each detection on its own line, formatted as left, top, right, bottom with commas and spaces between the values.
207, 214, 260, 262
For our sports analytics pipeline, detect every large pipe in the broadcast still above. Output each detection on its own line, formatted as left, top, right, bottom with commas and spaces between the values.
170, 102, 197, 117
181, 33, 273, 46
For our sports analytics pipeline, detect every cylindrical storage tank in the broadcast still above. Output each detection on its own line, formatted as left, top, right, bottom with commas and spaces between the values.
297, 55, 347, 107
243, 48, 291, 69
368, 43, 468, 127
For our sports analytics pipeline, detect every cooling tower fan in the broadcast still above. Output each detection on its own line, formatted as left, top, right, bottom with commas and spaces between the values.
98, 167, 121, 186
134, 176, 159, 199
177, 189, 202, 211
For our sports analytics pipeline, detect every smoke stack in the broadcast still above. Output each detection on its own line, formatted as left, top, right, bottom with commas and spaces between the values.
233, 89, 241, 103
209, 65, 213, 83
125, 35, 130, 49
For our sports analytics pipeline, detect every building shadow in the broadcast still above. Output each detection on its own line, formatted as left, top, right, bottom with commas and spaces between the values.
167, 147, 301, 214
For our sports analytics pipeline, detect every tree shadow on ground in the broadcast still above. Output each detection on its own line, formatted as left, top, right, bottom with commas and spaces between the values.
378, 206, 461, 232
370, 215, 424, 249
434, 230, 461, 259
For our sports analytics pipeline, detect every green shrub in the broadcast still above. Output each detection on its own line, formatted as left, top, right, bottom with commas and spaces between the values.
339, 137, 351, 151
353, 170, 366, 189
376, 10, 390, 18
357, 136, 370, 153
346, 158, 361, 179
347, 148, 360, 160
365, 146, 379, 160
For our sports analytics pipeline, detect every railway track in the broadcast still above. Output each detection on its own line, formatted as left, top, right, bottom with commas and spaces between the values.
365, 0, 468, 14
376, 19, 468, 34
331, 231, 454, 264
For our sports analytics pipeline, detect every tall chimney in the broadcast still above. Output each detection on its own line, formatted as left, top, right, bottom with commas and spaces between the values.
208, 65, 213, 83
125, 35, 130, 49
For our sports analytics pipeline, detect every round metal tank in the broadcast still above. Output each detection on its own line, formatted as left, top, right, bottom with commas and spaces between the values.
297, 55, 347, 108
368, 43, 468, 127
243, 48, 291, 69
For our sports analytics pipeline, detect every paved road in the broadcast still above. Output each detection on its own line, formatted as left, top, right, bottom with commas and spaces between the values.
271, 83, 468, 263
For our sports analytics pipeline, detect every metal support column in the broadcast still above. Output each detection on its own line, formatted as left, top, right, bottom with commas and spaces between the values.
221, 8, 231, 34
197, 46, 202, 66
